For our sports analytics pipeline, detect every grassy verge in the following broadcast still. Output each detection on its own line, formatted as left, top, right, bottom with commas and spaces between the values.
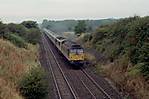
0, 39, 48, 99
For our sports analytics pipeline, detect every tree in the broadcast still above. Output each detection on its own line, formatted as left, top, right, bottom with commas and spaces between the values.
74, 20, 87, 35
42, 19, 48, 24
21, 21, 38, 29
87, 26, 93, 32
68, 27, 72, 31
0, 21, 6, 38
7, 23, 27, 37
26, 28, 41, 44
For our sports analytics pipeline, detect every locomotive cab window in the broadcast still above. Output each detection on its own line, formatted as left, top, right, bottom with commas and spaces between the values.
77, 49, 84, 54
70, 49, 83, 54
70, 49, 77, 53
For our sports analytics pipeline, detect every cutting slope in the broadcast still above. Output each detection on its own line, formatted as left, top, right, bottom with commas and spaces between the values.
0, 39, 39, 99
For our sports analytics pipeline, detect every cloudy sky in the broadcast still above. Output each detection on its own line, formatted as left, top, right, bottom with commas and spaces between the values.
0, 0, 148, 23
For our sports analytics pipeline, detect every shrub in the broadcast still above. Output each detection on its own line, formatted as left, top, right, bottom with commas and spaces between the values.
83, 34, 92, 42
0, 21, 41, 45
128, 64, 141, 77
7, 23, 27, 38
26, 28, 41, 44
21, 21, 38, 29
140, 63, 149, 80
0, 21, 6, 38
19, 66, 48, 99
4, 33, 27, 48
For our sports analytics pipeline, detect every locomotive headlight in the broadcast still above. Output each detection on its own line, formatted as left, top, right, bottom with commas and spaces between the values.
82, 55, 84, 58
82, 56, 84, 59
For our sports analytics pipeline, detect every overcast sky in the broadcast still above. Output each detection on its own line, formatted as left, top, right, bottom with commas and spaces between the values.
0, 0, 148, 23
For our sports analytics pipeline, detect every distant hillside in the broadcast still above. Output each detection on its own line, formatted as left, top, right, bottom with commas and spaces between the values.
41, 19, 116, 32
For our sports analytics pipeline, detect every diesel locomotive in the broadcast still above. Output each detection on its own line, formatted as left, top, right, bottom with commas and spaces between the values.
43, 28, 85, 65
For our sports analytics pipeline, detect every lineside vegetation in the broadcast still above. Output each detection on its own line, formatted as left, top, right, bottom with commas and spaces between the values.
0, 21, 48, 99
82, 16, 149, 98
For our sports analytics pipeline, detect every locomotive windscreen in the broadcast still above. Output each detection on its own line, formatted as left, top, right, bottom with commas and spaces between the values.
71, 44, 81, 49
70, 49, 84, 54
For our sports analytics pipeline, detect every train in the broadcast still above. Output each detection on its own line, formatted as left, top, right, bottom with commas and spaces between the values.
43, 28, 85, 65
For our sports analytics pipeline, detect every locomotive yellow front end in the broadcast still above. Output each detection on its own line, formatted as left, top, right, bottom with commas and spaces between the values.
69, 49, 84, 64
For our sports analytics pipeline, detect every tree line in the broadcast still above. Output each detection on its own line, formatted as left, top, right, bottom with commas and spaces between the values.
0, 21, 41, 48
83, 16, 149, 79
0, 20, 48, 99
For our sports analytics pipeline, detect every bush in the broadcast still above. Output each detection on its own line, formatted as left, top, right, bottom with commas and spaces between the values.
74, 20, 87, 35
21, 21, 38, 29
83, 34, 92, 42
7, 23, 27, 38
0, 21, 6, 38
19, 66, 48, 99
26, 28, 41, 44
140, 63, 149, 79
0, 21, 41, 45
4, 33, 27, 48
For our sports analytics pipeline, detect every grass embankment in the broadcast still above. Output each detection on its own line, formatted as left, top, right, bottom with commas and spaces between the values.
0, 39, 39, 99
0, 21, 48, 99
82, 16, 149, 98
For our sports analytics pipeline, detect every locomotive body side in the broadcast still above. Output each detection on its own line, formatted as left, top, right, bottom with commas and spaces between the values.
43, 28, 84, 65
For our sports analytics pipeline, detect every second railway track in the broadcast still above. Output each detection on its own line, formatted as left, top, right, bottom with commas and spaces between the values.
42, 34, 77, 99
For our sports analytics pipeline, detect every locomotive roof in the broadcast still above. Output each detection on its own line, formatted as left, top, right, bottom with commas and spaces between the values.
56, 36, 66, 40
63, 40, 82, 49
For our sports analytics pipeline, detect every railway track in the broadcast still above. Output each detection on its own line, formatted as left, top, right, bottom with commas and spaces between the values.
42, 34, 77, 99
80, 69, 112, 99
41, 33, 122, 99
61, 64, 112, 99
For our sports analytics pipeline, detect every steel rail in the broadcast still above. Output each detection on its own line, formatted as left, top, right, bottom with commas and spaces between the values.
81, 68, 113, 99
42, 36, 62, 99
79, 77, 97, 99
43, 35, 78, 99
